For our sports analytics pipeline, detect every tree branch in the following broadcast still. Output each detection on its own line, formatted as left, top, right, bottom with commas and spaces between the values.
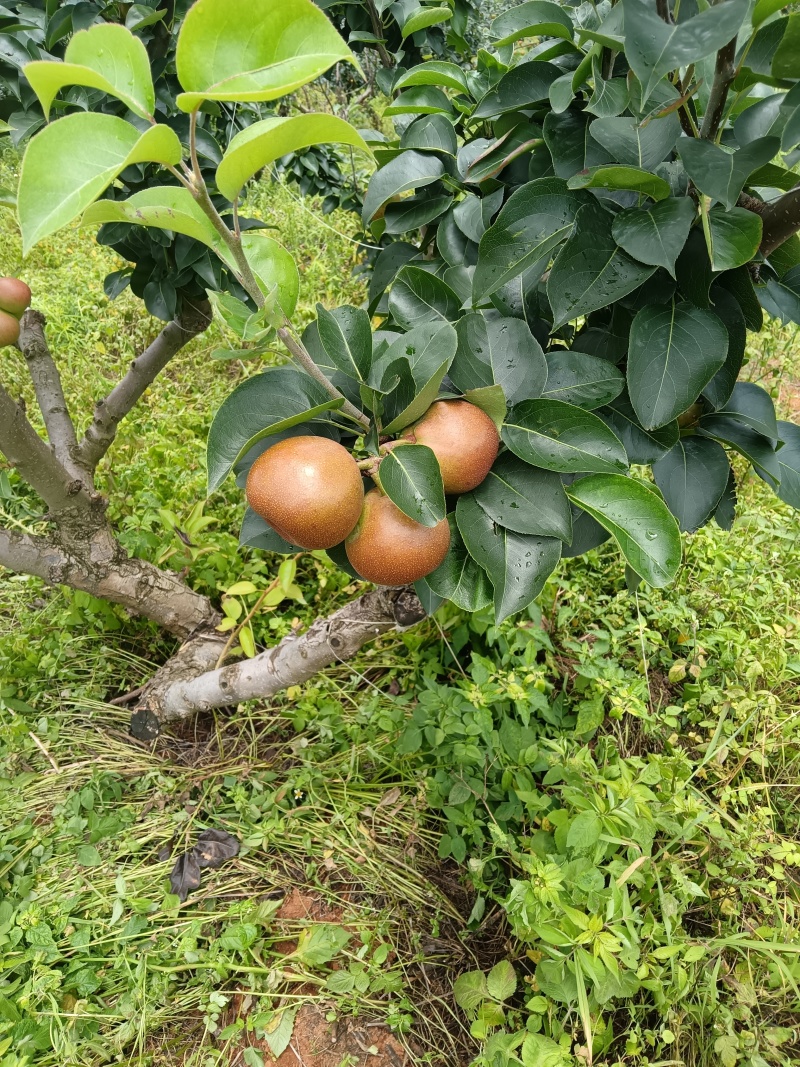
0, 380, 94, 513
758, 187, 800, 256
77, 299, 212, 472
699, 38, 737, 139
17, 309, 82, 478
144, 585, 426, 719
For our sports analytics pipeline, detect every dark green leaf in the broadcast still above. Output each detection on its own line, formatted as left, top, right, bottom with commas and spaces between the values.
456, 494, 561, 622
414, 576, 445, 614
675, 228, 713, 309
677, 137, 780, 211
380, 444, 445, 527
316, 304, 372, 382
490, 1, 575, 47
565, 474, 682, 586
543, 350, 624, 409
207, 368, 342, 492
240, 507, 299, 552
543, 109, 613, 179
362, 150, 445, 226
757, 273, 800, 327
772, 13, 800, 78
393, 61, 470, 95
384, 194, 453, 234
567, 165, 671, 201
473, 177, 588, 300
426, 517, 494, 610
368, 243, 418, 314
372, 322, 458, 433
719, 382, 779, 440
708, 206, 762, 271
698, 415, 781, 488
502, 399, 629, 474
452, 313, 547, 403
388, 266, 462, 329
589, 114, 680, 170
547, 205, 655, 329
384, 86, 454, 116
717, 265, 763, 331
464, 385, 508, 429
473, 452, 573, 540
597, 393, 679, 465
400, 114, 458, 155
776, 421, 800, 508
627, 302, 728, 430
714, 468, 737, 530
652, 437, 731, 532
611, 197, 695, 277
702, 286, 747, 410
561, 505, 612, 557
586, 76, 630, 118
472, 62, 561, 119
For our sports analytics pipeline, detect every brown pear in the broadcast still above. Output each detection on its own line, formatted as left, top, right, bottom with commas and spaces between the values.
401, 399, 499, 494
0, 310, 20, 348
0, 277, 31, 318
345, 489, 450, 586
245, 435, 364, 550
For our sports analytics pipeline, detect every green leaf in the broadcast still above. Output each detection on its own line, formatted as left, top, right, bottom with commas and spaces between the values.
18, 116, 182, 254
719, 382, 779, 440
240, 508, 299, 553
316, 304, 372, 383
388, 266, 462, 329
77, 844, 103, 867
206, 368, 342, 492
375, 322, 458, 433
486, 960, 518, 1002
522, 1031, 571, 1067
627, 302, 729, 430
291, 924, 351, 965
240, 233, 301, 317
363, 150, 445, 226
776, 421, 800, 508
472, 62, 561, 119
547, 205, 655, 329
426, 517, 493, 611
176, 0, 355, 111
597, 393, 679, 465
452, 313, 547, 404
773, 14, 800, 78
384, 86, 454, 116
216, 114, 370, 201
502, 399, 629, 474
586, 76, 630, 118
611, 198, 695, 278
707, 206, 762, 271
698, 415, 781, 488
380, 444, 446, 527
779, 81, 800, 151
402, 4, 452, 37
414, 576, 445, 614
589, 114, 680, 170
453, 970, 489, 1014
473, 453, 573, 541
621, 0, 750, 104
473, 178, 588, 300
565, 474, 682, 587
543, 351, 624, 410
567, 164, 671, 201
677, 137, 780, 211
490, 1, 575, 46
393, 61, 470, 94
652, 437, 731, 532
702, 286, 747, 410
83, 186, 223, 252
25, 23, 155, 119
543, 109, 613, 179
399, 114, 458, 155
456, 493, 561, 621
753, 0, 788, 28
463, 385, 507, 430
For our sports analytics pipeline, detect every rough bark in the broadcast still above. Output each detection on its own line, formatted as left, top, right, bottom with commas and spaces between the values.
699, 39, 736, 140
142, 585, 425, 721
759, 187, 800, 257
0, 523, 219, 638
77, 299, 212, 472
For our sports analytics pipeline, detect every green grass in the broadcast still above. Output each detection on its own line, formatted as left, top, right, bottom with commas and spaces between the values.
2, 150, 800, 1067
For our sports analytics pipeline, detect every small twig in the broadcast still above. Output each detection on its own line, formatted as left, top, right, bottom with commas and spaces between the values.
232, 197, 241, 240
28, 731, 59, 772
109, 685, 146, 706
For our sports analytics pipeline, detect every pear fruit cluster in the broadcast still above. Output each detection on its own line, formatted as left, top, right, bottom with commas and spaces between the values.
0, 277, 32, 347
245, 400, 500, 587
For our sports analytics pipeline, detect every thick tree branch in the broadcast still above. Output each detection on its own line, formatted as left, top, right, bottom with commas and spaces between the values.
0, 522, 218, 638
699, 39, 737, 139
144, 585, 426, 719
0, 380, 94, 513
18, 310, 82, 478
77, 299, 212, 472
758, 187, 800, 256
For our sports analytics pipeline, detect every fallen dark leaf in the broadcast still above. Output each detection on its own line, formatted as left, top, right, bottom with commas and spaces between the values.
170, 851, 201, 902
194, 828, 240, 868
157, 839, 174, 863
130, 708, 160, 740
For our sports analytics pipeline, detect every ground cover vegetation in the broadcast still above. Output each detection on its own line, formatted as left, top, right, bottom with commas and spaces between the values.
1, 0, 800, 1064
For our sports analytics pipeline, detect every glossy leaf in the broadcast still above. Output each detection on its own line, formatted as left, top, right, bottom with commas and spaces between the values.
547, 205, 655, 329
401, 4, 452, 37
543, 110, 613, 179
176, 0, 354, 111
707, 206, 762, 271
627, 302, 728, 430
426, 517, 494, 611
452, 313, 548, 404
652, 437, 731, 533
589, 114, 680, 170
502, 399, 629, 474
206, 368, 342, 492
473, 178, 588, 300
240, 233, 301, 316
384, 194, 453, 234
384, 86, 454, 116
463, 385, 507, 430
216, 114, 370, 201
240, 507, 299, 552
83, 186, 222, 251
472, 62, 561, 119
597, 393, 679, 465
565, 474, 682, 586
374, 323, 458, 434
19, 116, 182, 254
473, 453, 573, 541
380, 444, 445, 527
611, 198, 695, 278
543, 351, 624, 410
698, 415, 781, 488
362, 150, 445, 226
677, 137, 780, 211
388, 266, 462, 329
456, 493, 561, 622
25, 23, 155, 118
490, 1, 574, 46
776, 421, 800, 509
701, 287, 747, 410
393, 61, 469, 94
315, 304, 372, 383
567, 165, 671, 201
399, 114, 458, 155
621, 0, 750, 103
718, 382, 779, 440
